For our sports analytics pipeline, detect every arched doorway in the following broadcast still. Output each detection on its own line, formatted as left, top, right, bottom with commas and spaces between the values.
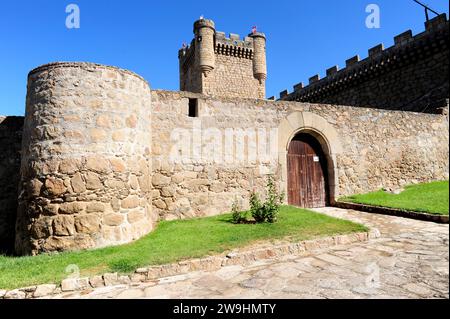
287, 133, 330, 208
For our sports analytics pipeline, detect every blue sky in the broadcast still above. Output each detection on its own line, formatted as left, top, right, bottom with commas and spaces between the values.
0, 0, 448, 116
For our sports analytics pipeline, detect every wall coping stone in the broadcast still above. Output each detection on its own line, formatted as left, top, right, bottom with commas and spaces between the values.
28, 61, 150, 86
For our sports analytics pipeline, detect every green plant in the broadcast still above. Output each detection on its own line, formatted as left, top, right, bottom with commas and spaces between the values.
231, 197, 247, 224
250, 191, 265, 223
250, 177, 285, 223
339, 180, 449, 215
264, 177, 285, 223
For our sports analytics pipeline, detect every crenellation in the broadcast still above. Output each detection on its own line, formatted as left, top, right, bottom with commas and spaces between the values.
368, 44, 384, 57
345, 55, 360, 67
282, 14, 449, 112
309, 75, 320, 84
326, 66, 339, 76
215, 32, 253, 48
229, 33, 240, 41
293, 82, 304, 91
216, 31, 226, 39
425, 13, 448, 30
394, 30, 413, 45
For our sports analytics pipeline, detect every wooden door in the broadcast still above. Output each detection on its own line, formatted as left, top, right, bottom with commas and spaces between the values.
287, 134, 327, 208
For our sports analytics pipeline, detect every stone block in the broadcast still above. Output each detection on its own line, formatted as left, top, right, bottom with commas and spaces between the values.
104, 213, 124, 226
70, 173, 86, 194
44, 177, 66, 197
85, 156, 110, 174
61, 278, 78, 291
33, 284, 57, 298
90, 128, 107, 142
110, 158, 126, 173
59, 158, 81, 174
59, 202, 85, 214
152, 173, 171, 186
53, 215, 75, 236
89, 275, 105, 288
4, 289, 26, 299
127, 210, 145, 224
74, 214, 100, 234
31, 217, 53, 239
103, 273, 119, 286
121, 195, 140, 209
28, 179, 43, 197
85, 172, 103, 190
86, 202, 104, 213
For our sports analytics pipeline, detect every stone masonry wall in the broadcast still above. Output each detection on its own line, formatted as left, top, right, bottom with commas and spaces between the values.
308, 103, 449, 195
15, 63, 155, 255
151, 90, 279, 221
151, 90, 449, 220
0, 116, 23, 254
180, 44, 265, 100
202, 53, 265, 99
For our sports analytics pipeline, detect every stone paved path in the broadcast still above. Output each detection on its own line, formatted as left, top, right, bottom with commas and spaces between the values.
51, 208, 449, 299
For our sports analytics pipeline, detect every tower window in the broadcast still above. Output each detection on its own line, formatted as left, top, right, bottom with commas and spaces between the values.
188, 98, 199, 117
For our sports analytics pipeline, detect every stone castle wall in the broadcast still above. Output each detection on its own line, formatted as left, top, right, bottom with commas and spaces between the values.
151, 90, 449, 220
151, 90, 280, 221
15, 63, 155, 255
0, 116, 23, 254
1, 80, 448, 255
280, 14, 449, 113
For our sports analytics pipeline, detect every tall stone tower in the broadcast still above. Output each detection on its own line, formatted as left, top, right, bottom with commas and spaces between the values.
179, 18, 267, 99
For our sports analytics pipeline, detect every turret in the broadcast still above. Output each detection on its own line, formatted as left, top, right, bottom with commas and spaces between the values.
194, 18, 216, 77
249, 32, 267, 83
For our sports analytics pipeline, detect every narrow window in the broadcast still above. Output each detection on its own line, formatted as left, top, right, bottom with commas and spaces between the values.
188, 98, 198, 117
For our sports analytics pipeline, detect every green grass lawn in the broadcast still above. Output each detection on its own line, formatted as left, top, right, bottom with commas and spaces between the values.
340, 181, 449, 216
0, 206, 366, 290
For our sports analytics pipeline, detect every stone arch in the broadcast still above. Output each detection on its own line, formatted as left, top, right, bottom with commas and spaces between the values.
278, 112, 343, 204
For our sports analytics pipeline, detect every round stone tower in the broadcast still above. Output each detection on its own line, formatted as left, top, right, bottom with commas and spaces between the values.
250, 32, 267, 83
194, 18, 216, 77
15, 62, 155, 255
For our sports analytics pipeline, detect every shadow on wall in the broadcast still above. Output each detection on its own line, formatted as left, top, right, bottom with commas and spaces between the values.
0, 116, 23, 255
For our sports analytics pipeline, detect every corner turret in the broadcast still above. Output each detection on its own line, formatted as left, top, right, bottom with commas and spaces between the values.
249, 32, 267, 84
193, 19, 216, 77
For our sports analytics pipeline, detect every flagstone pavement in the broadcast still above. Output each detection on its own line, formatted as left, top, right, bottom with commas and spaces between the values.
50, 208, 449, 299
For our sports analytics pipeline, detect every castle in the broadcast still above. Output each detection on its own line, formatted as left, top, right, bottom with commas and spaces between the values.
0, 15, 448, 255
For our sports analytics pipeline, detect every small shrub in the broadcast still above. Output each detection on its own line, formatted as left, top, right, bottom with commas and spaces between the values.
250, 191, 266, 223
250, 177, 285, 224
231, 198, 247, 224
264, 177, 285, 223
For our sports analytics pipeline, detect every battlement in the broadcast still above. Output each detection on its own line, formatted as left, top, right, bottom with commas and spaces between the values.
215, 32, 254, 59
179, 18, 266, 99
279, 14, 449, 112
